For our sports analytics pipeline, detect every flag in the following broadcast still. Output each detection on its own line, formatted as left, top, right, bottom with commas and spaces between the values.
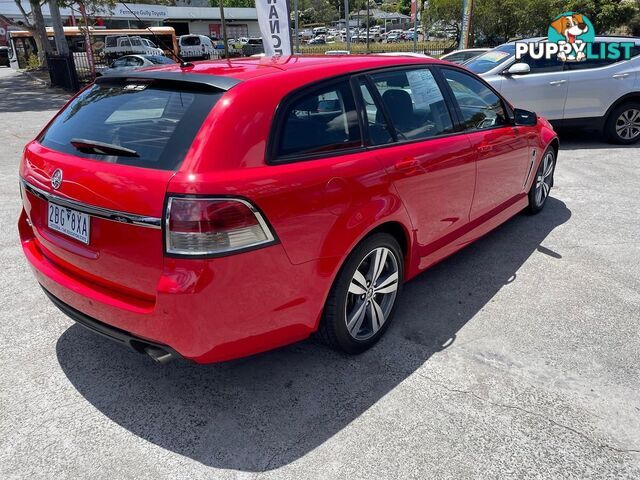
256, 0, 292, 56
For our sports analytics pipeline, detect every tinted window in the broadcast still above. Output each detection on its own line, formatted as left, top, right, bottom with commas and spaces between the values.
128, 56, 144, 67
146, 55, 175, 65
182, 36, 201, 46
442, 69, 508, 131
277, 81, 361, 158
465, 44, 515, 74
519, 54, 564, 73
369, 68, 454, 141
443, 52, 466, 63
566, 43, 640, 70
39, 83, 221, 171
357, 79, 394, 145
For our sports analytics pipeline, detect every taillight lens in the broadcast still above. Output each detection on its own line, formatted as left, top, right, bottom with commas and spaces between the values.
165, 197, 276, 256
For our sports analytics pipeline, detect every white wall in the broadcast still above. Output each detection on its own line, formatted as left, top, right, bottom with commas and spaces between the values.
187, 20, 260, 38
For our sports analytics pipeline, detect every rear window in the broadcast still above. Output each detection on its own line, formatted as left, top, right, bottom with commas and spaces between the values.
39, 82, 222, 171
181, 36, 201, 46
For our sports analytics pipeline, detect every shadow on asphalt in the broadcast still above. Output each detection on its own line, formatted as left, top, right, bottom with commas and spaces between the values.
55, 197, 571, 471
0, 68, 70, 113
555, 128, 639, 151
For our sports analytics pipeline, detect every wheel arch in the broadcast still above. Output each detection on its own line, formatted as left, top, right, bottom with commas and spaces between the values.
603, 92, 640, 125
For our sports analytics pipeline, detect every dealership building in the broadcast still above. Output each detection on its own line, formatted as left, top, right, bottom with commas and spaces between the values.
0, 2, 261, 45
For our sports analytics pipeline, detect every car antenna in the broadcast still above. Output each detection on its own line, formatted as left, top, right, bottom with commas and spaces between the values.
118, 2, 193, 68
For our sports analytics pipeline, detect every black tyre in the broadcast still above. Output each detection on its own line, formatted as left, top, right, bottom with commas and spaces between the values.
527, 147, 556, 214
317, 233, 404, 354
605, 102, 640, 145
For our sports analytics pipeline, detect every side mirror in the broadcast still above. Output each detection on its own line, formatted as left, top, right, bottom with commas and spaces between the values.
505, 62, 531, 75
514, 108, 537, 126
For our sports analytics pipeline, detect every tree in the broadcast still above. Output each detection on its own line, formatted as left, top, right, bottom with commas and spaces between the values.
0, 1, 53, 67
562, 0, 638, 32
210, 0, 254, 6
427, 0, 639, 47
49, 0, 69, 55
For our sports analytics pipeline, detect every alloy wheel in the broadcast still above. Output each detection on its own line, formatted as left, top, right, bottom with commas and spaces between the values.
535, 151, 554, 207
345, 247, 399, 341
615, 108, 640, 141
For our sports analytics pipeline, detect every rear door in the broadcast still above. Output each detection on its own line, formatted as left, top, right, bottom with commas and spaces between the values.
20, 78, 221, 298
359, 67, 477, 253
439, 67, 532, 220
564, 42, 640, 120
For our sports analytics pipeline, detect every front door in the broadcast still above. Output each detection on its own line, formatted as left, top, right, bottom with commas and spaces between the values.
440, 67, 532, 220
497, 55, 570, 121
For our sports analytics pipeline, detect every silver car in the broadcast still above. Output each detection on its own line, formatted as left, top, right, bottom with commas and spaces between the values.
465, 37, 640, 143
96, 55, 175, 77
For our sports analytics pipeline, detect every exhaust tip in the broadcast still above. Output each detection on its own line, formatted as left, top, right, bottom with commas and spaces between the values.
144, 346, 175, 364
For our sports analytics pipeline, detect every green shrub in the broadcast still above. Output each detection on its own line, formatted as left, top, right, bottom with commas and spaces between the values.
26, 54, 40, 70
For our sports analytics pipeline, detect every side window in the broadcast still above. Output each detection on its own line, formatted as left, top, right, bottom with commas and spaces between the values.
368, 68, 454, 141
357, 79, 394, 145
276, 80, 361, 159
442, 69, 509, 131
520, 54, 564, 73
566, 43, 636, 70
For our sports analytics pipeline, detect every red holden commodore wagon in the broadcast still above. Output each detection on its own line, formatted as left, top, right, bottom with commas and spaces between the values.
19, 56, 558, 364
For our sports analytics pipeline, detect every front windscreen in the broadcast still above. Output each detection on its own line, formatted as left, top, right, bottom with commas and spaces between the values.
464, 44, 516, 74
39, 82, 222, 171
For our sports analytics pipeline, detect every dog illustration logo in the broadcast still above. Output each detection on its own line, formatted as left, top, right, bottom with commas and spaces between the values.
548, 12, 595, 62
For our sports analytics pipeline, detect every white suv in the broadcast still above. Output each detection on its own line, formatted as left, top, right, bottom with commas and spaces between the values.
466, 36, 640, 144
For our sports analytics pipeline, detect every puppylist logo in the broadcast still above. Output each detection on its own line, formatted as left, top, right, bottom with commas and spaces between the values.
515, 12, 635, 63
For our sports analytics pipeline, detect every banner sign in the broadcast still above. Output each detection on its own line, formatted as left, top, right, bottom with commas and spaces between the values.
411, 0, 416, 23
459, 0, 473, 49
256, 0, 291, 56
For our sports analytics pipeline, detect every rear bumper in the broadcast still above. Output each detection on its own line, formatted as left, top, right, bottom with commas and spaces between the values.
20, 209, 339, 364
42, 286, 183, 363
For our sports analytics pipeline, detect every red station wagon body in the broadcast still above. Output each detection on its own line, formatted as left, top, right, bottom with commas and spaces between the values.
18, 56, 558, 364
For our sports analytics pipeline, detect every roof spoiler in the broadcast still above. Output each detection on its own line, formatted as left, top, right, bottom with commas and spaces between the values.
95, 71, 241, 92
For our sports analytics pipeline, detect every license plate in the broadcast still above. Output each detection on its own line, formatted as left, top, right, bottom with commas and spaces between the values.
47, 202, 90, 244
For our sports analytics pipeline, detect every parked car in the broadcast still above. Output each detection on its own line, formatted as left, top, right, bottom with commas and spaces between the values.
95, 55, 176, 76
178, 34, 215, 60
241, 38, 264, 56
440, 48, 490, 64
19, 56, 558, 364
375, 52, 432, 59
385, 32, 402, 43
466, 36, 640, 144
103, 36, 164, 58
308, 36, 326, 45
0, 46, 10, 67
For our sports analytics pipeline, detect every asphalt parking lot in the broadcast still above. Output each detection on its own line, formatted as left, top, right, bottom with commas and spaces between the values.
0, 66, 639, 479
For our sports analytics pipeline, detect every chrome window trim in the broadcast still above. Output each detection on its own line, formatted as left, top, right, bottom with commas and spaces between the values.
20, 178, 162, 229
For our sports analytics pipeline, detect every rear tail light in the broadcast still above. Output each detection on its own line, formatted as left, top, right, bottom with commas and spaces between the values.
165, 197, 276, 256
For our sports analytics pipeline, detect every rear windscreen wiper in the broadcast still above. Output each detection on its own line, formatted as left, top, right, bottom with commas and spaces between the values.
70, 138, 139, 157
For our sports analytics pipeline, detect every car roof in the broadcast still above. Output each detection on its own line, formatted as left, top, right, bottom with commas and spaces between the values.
142, 55, 443, 84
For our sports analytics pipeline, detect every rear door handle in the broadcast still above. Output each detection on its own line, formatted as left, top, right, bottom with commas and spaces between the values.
549, 80, 567, 86
612, 73, 630, 79
477, 144, 492, 153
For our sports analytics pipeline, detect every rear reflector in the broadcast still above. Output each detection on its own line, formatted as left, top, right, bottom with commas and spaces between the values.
165, 197, 275, 256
